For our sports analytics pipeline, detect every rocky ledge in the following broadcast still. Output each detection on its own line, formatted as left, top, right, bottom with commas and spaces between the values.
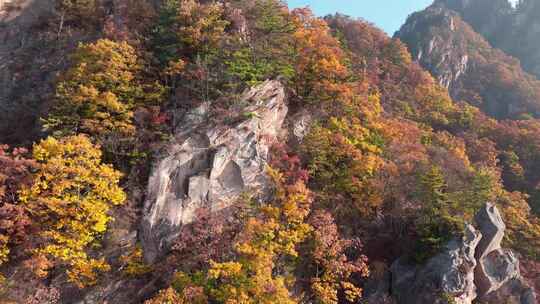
140, 80, 288, 263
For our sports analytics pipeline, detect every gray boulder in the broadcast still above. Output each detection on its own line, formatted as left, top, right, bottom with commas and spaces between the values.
391, 224, 482, 304
391, 203, 537, 304
474, 202, 505, 259
474, 203, 536, 303
140, 80, 288, 263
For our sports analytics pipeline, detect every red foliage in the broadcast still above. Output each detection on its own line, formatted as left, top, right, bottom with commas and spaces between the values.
0, 146, 36, 203
302, 209, 370, 302
169, 207, 244, 270
0, 145, 36, 253
270, 143, 309, 184
521, 259, 540, 295
308, 210, 368, 275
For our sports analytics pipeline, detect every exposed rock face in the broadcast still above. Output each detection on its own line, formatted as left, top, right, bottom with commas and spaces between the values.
0, 0, 56, 143
391, 203, 537, 304
436, 0, 540, 79
474, 202, 505, 259
141, 80, 288, 263
391, 224, 482, 304
474, 203, 535, 303
396, 4, 540, 119
396, 6, 469, 91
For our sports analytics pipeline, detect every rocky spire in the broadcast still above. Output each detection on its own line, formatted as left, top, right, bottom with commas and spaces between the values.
390, 203, 537, 304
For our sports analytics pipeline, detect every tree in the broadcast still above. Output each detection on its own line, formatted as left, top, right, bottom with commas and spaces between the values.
303, 113, 384, 219
205, 168, 312, 303
144, 287, 186, 304
153, 0, 228, 64
223, 0, 296, 88
153, 0, 230, 103
44, 39, 165, 165
44, 39, 140, 139
0, 146, 35, 268
303, 210, 369, 304
47, 40, 162, 134
414, 165, 462, 261
170, 208, 244, 271
53, 0, 101, 36
20, 135, 126, 287
290, 8, 354, 104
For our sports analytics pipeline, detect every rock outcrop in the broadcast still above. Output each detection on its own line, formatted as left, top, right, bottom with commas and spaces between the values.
396, 4, 540, 119
391, 203, 537, 304
396, 6, 469, 91
474, 203, 535, 303
435, 0, 540, 79
391, 224, 482, 304
140, 80, 288, 263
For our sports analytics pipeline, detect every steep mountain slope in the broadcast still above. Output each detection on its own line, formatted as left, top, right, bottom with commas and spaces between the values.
0, 0, 153, 144
0, 1, 539, 304
396, 4, 540, 119
437, 0, 540, 79
397, 0, 540, 212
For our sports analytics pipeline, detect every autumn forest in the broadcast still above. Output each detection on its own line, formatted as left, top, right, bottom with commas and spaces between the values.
0, 0, 540, 303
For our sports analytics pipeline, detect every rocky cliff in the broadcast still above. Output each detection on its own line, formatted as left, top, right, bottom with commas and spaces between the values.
396, 4, 540, 119
390, 203, 536, 304
0, 0, 56, 144
141, 80, 288, 262
436, 0, 540, 79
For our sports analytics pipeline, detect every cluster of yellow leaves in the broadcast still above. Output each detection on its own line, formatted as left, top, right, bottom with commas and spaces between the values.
119, 246, 152, 277
44, 39, 143, 141
0, 235, 8, 266
144, 287, 185, 304
205, 167, 312, 304
144, 279, 208, 304
20, 135, 126, 287
173, 0, 228, 56
303, 95, 385, 218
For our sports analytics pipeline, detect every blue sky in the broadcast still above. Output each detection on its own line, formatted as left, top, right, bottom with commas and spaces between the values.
285, 0, 436, 35
286, 1, 520, 35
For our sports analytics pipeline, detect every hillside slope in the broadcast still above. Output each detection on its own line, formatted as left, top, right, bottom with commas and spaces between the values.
396, 4, 540, 120
436, 0, 540, 79
0, 1, 539, 303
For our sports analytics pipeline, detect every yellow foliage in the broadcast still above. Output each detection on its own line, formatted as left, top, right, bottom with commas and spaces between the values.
174, 0, 228, 56
499, 191, 540, 259
20, 135, 126, 287
290, 8, 353, 104
303, 107, 385, 217
44, 39, 158, 143
203, 168, 312, 304
120, 246, 153, 277
0, 235, 8, 266
144, 287, 185, 304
